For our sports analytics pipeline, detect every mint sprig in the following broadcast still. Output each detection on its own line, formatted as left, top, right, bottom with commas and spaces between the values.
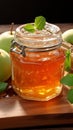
67, 89, 73, 103
34, 16, 46, 30
0, 82, 8, 93
60, 74, 73, 86
64, 50, 71, 71
24, 16, 46, 33
60, 74, 73, 103
24, 23, 35, 33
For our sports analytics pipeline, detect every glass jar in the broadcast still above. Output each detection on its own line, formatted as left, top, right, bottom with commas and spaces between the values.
10, 23, 65, 101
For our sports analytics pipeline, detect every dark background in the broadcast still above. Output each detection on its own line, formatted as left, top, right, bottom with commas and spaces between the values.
0, 0, 73, 24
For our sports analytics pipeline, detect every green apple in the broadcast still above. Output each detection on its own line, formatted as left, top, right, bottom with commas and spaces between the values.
0, 31, 15, 53
0, 49, 11, 81
62, 29, 73, 44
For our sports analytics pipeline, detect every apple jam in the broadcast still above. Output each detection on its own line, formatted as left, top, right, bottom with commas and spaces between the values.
10, 23, 65, 101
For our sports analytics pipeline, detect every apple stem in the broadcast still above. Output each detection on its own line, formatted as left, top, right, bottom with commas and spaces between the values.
10, 22, 14, 35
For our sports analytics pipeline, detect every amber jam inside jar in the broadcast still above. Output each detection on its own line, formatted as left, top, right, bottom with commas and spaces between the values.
10, 23, 65, 101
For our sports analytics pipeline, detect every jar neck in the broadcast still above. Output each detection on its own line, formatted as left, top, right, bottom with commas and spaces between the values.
10, 39, 62, 57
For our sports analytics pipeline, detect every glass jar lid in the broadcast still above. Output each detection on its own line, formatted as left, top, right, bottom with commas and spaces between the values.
14, 22, 62, 49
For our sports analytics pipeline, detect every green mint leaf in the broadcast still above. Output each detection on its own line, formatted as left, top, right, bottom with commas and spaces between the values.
67, 89, 73, 103
65, 50, 71, 71
24, 16, 46, 32
60, 74, 73, 86
0, 82, 8, 93
24, 24, 35, 33
35, 16, 46, 30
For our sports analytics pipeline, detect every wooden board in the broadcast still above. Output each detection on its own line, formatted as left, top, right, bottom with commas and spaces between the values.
0, 83, 73, 129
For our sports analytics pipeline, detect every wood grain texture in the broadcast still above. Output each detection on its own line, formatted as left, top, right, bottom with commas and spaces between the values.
0, 24, 73, 129
0, 86, 73, 129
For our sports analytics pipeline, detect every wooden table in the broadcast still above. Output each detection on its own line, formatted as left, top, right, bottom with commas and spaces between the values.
0, 24, 73, 130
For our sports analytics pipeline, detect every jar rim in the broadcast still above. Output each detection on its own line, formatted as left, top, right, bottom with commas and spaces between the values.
16, 22, 61, 37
